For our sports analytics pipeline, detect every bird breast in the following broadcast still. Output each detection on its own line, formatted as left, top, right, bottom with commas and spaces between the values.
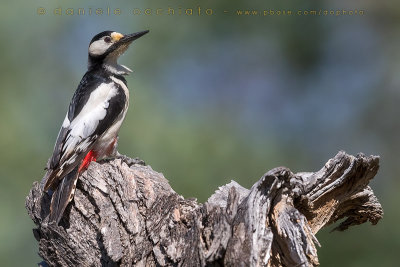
93, 76, 130, 158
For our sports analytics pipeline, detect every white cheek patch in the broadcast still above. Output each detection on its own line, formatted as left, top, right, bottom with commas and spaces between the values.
89, 40, 111, 56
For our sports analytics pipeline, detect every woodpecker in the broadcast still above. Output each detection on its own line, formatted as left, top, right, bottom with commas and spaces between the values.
41, 30, 149, 224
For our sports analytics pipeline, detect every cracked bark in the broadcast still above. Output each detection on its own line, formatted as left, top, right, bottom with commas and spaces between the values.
26, 151, 383, 266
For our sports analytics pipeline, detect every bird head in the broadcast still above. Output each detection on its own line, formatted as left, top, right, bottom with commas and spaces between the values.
88, 30, 149, 75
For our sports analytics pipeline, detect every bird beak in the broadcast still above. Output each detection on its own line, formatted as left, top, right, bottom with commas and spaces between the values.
119, 30, 149, 44
104, 30, 149, 71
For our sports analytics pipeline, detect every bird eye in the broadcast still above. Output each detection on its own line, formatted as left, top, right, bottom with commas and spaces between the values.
104, 36, 112, 43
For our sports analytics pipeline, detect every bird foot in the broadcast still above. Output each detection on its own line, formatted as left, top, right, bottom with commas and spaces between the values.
99, 152, 145, 167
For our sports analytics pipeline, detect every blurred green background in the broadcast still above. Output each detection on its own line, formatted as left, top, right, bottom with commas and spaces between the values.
0, 0, 398, 266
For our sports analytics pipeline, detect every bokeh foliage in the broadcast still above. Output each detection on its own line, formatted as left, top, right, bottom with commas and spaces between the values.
0, 0, 398, 266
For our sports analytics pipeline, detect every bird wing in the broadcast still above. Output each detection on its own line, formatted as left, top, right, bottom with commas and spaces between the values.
41, 73, 127, 191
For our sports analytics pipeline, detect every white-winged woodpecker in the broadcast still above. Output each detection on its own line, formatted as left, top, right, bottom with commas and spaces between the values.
41, 30, 149, 224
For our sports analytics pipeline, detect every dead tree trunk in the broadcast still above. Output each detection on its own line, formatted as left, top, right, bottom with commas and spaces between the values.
26, 151, 383, 266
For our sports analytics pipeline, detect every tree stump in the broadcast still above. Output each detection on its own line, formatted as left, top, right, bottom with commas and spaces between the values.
26, 151, 383, 266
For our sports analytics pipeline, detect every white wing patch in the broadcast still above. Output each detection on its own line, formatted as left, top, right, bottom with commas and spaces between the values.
59, 82, 119, 164
62, 114, 70, 128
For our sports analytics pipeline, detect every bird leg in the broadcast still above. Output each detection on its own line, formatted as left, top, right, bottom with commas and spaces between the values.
97, 137, 145, 166
105, 136, 119, 157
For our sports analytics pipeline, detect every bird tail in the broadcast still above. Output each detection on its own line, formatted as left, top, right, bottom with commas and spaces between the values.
49, 166, 79, 224
40, 164, 57, 192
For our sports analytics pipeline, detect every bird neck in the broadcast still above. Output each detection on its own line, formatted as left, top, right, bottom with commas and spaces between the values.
88, 56, 132, 76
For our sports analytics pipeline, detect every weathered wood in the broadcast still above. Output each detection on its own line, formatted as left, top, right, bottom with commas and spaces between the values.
26, 151, 383, 266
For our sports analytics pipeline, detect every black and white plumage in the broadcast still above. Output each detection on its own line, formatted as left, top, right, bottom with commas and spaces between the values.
41, 30, 149, 224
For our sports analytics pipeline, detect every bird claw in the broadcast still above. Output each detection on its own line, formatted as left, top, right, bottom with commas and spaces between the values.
100, 152, 145, 167
117, 153, 146, 167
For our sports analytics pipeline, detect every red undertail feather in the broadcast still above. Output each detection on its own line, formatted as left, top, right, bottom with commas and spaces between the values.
78, 150, 97, 173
